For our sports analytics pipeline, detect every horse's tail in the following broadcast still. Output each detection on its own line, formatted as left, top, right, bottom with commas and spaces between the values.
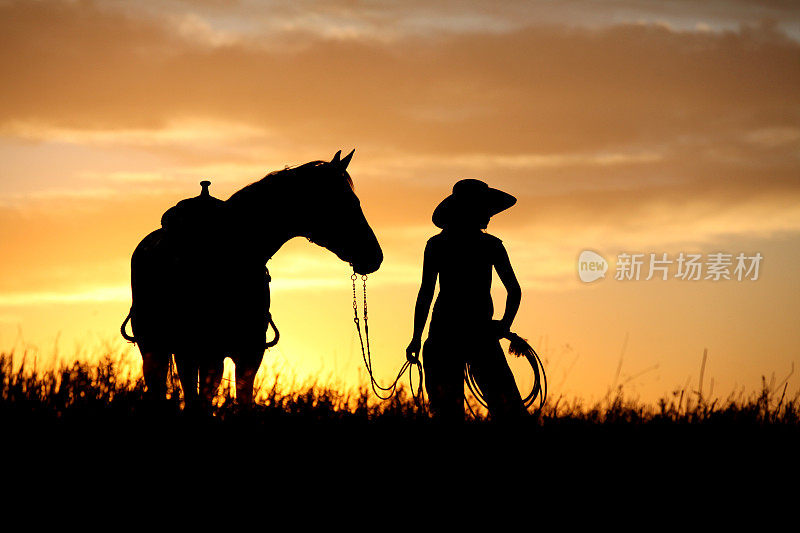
265, 314, 280, 349
121, 308, 136, 343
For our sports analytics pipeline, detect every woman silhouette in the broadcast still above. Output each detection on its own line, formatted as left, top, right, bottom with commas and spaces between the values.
407, 179, 526, 421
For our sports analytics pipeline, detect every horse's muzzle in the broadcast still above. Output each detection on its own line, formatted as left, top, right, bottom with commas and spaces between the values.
352, 243, 383, 275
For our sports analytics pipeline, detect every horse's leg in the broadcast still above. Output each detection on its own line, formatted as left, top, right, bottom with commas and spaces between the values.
140, 347, 169, 400
231, 349, 265, 405
174, 353, 199, 406
199, 355, 225, 406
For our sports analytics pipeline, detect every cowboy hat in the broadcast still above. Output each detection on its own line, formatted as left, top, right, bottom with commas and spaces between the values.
432, 179, 516, 229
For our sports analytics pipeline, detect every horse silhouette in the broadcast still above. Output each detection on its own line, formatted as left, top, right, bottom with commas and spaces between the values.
121, 150, 382, 404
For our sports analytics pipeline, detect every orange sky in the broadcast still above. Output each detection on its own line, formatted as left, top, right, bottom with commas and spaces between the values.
1, 0, 798, 405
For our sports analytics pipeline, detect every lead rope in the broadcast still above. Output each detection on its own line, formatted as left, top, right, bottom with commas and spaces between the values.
463, 332, 548, 418
352, 272, 424, 405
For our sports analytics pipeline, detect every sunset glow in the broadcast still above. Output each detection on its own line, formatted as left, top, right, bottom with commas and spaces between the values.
1, 0, 798, 405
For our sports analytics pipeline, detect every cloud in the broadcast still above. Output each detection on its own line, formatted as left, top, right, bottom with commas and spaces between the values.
742, 126, 800, 147
1, 1, 798, 156
369, 150, 665, 174
0, 286, 131, 306
1, 0, 798, 297
0, 278, 358, 308
103, 1, 800, 42
3, 1, 796, 210
3, 119, 271, 148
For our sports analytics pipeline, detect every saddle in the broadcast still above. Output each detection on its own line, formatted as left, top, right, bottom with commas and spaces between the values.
161, 180, 226, 253
154, 181, 279, 349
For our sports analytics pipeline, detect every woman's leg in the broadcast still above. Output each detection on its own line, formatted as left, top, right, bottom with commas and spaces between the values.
422, 338, 464, 422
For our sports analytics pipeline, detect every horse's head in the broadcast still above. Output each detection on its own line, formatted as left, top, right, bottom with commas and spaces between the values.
302, 150, 383, 275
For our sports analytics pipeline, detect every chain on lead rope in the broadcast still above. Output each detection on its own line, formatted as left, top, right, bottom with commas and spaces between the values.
351, 272, 423, 403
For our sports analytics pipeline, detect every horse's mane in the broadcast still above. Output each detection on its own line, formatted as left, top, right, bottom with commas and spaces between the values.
227, 160, 353, 205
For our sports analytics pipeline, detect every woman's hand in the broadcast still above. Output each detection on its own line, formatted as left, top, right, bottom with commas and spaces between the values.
406, 338, 422, 364
491, 320, 511, 339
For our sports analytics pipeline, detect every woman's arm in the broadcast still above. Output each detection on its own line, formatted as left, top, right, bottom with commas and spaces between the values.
493, 242, 521, 336
407, 240, 438, 361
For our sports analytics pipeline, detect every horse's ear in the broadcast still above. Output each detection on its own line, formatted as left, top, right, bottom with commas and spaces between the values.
340, 149, 354, 170
331, 150, 342, 165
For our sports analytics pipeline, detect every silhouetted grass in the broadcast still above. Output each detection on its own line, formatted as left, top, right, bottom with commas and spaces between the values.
3, 350, 799, 432
0, 351, 433, 431
4, 349, 799, 495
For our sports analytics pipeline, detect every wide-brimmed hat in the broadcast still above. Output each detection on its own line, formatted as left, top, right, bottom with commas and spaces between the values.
432, 179, 516, 229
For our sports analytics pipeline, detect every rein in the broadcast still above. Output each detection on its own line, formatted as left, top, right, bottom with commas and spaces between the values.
351, 272, 424, 403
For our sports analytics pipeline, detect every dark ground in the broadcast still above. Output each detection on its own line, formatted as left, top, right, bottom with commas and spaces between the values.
2, 355, 798, 515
